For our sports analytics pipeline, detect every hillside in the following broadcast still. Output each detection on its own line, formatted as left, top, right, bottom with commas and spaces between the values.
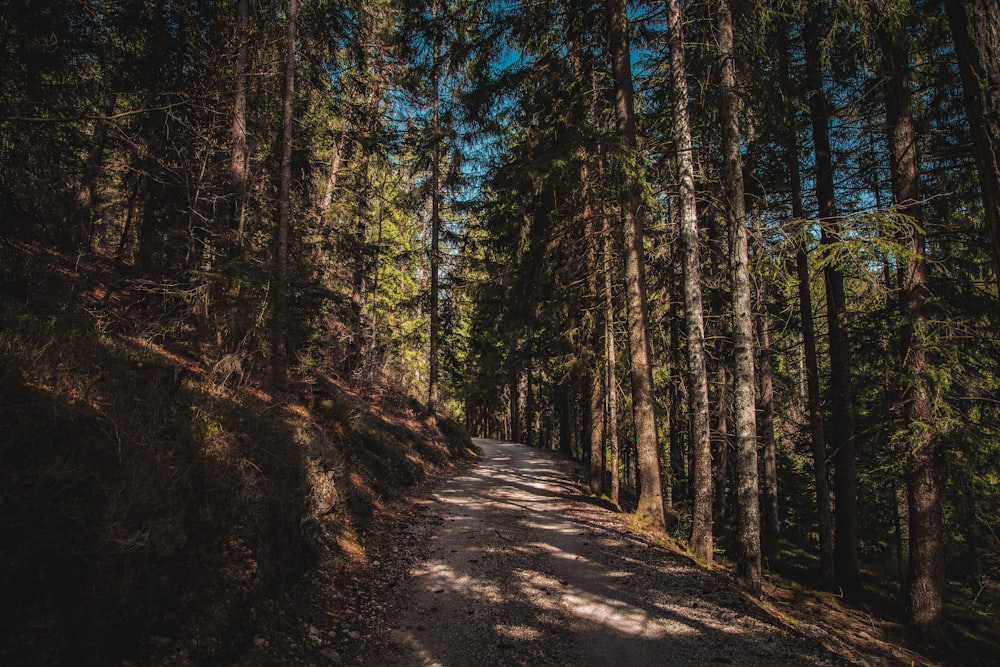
0, 236, 475, 665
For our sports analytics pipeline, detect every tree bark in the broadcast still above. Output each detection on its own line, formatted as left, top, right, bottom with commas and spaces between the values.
608, 0, 666, 531
880, 21, 945, 644
428, 2, 441, 419
605, 222, 621, 505
713, 362, 729, 522
945, 0, 1000, 293
271, 0, 297, 389
792, 153, 836, 591
803, 14, 861, 595
559, 384, 573, 456
754, 229, 779, 561
667, 0, 712, 559
779, 25, 835, 589
230, 0, 249, 243
717, 0, 762, 594
319, 131, 346, 215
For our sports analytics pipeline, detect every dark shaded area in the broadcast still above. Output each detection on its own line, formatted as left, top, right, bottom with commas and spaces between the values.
0, 237, 474, 665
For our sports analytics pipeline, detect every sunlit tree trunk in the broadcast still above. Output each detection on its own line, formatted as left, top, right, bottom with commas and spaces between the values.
318, 131, 346, 216
230, 0, 249, 243
880, 21, 944, 643
717, 0, 761, 595
668, 0, 712, 559
804, 14, 861, 595
608, 0, 665, 530
272, 0, 297, 389
946, 0, 1000, 293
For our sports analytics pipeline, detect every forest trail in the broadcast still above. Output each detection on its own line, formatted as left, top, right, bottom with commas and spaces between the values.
351, 438, 843, 666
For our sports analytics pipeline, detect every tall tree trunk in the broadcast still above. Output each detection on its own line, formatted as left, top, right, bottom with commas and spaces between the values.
713, 362, 730, 522
782, 28, 835, 589
568, 3, 606, 493
880, 22, 944, 643
509, 358, 521, 443
606, 223, 621, 505
945, 0, 1000, 293
272, 0, 297, 389
717, 0, 761, 595
318, 131, 346, 216
668, 0, 712, 559
608, 0, 665, 530
757, 301, 779, 559
428, 7, 441, 419
752, 207, 779, 561
584, 368, 605, 493
584, 175, 606, 493
669, 273, 688, 504
526, 350, 536, 447
230, 0, 249, 243
559, 385, 573, 456
804, 14, 861, 595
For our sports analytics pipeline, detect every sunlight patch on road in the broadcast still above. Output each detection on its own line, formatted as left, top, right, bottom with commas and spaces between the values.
412, 560, 505, 603
493, 623, 544, 641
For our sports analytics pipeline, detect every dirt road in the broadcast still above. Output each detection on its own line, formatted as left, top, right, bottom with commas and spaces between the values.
352, 438, 842, 666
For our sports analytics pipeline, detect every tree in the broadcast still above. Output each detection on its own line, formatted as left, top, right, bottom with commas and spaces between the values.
230, 0, 250, 242
667, 0, 713, 561
803, 10, 861, 595
272, 0, 298, 389
945, 0, 1000, 293
608, 0, 666, 530
716, 0, 761, 595
879, 13, 944, 642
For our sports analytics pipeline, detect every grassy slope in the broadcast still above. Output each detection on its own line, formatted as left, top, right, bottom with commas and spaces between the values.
0, 237, 474, 665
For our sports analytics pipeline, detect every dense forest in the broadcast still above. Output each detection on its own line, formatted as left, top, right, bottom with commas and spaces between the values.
2, 0, 1000, 661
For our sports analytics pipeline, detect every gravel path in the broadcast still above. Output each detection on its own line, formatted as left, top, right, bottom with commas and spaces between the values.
352, 438, 845, 666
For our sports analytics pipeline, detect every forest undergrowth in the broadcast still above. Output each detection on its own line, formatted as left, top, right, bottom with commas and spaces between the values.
0, 236, 475, 666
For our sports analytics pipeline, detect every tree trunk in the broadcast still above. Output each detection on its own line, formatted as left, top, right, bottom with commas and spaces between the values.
606, 226, 621, 505
271, 0, 297, 389
509, 359, 521, 443
713, 362, 730, 523
780, 25, 835, 588
803, 14, 861, 595
584, 367, 605, 493
717, 0, 761, 594
756, 252, 780, 561
428, 9, 441, 419
668, 0, 712, 559
559, 384, 573, 456
319, 131, 346, 216
585, 183, 606, 493
880, 21, 945, 644
526, 351, 535, 447
230, 0, 249, 243
608, 0, 665, 531
946, 0, 1000, 293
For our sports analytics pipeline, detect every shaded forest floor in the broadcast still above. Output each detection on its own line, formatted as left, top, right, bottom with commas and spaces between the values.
0, 236, 475, 665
